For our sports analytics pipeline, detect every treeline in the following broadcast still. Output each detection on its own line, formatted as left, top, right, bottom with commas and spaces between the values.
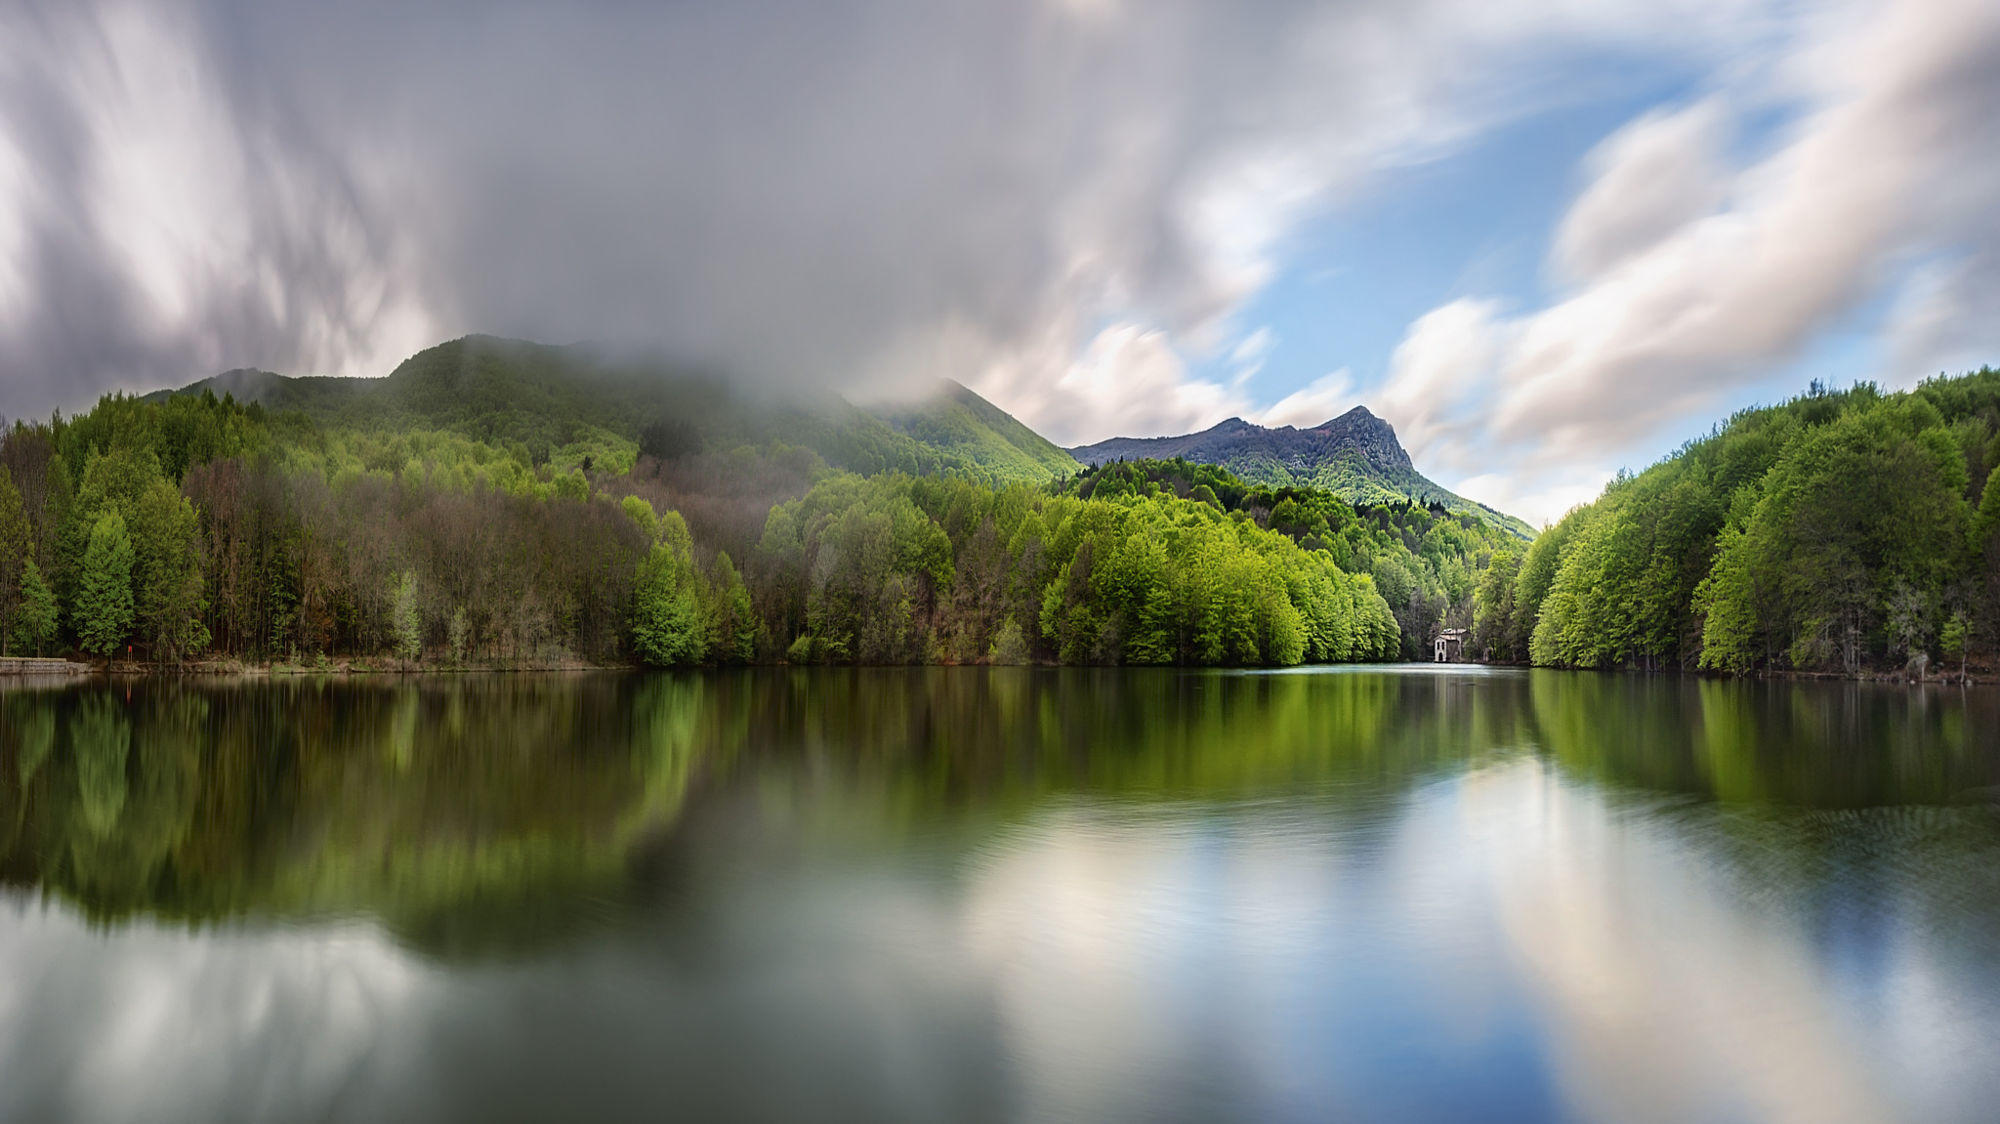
756, 472, 1400, 666
0, 392, 1431, 668
1476, 369, 2000, 675
1068, 458, 1514, 660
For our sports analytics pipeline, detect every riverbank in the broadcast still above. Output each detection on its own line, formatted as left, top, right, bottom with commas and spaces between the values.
1474, 656, 1997, 687
35, 655, 635, 677
17, 652, 1999, 683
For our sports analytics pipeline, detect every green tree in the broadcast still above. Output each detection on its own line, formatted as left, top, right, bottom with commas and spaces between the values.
128, 480, 208, 661
391, 571, 421, 660
448, 606, 470, 663
632, 542, 707, 666
75, 513, 135, 656
0, 469, 29, 649
1941, 612, 1968, 681
13, 557, 57, 656
988, 617, 1030, 664
704, 552, 757, 664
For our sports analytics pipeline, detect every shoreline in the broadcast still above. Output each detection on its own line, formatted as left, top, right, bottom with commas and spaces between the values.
1474, 658, 1994, 687
5, 655, 1992, 686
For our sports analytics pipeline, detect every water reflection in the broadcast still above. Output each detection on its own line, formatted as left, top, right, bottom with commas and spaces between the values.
0, 669, 1996, 1122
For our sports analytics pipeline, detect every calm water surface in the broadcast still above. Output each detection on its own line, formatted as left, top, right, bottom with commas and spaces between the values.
2, 666, 1998, 1123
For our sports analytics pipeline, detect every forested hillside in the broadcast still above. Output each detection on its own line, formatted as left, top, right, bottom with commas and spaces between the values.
17, 336, 1994, 679
1064, 459, 1514, 660
0, 364, 1452, 669
1479, 369, 2000, 676
157, 336, 1080, 487
1070, 407, 1534, 538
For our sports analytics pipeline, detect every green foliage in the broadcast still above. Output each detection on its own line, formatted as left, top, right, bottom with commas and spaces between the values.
875, 380, 1081, 482
161, 336, 1071, 487
391, 571, 422, 660
751, 467, 1403, 668
128, 480, 208, 660
1470, 548, 1519, 660
1508, 368, 2000, 674
13, 558, 57, 656
75, 513, 135, 656
9, 342, 1547, 670
988, 617, 1030, 664
1062, 458, 1504, 660
0, 469, 30, 648
705, 553, 758, 664
632, 540, 708, 667
448, 607, 470, 663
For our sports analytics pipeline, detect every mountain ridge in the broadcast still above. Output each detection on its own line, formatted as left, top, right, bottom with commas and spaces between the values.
151, 335, 1080, 485
1069, 408, 1532, 538
147, 334, 1526, 536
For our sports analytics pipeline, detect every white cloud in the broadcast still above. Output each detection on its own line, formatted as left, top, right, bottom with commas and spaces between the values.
1229, 327, 1277, 384
1372, 299, 1507, 469
1450, 469, 1609, 529
1499, 0, 1999, 455
1377, 0, 2000, 520
1884, 253, 2000, 387
982, 322, 1251, 446
1255, 370, 1356, 430
1552, 100, 1729, 284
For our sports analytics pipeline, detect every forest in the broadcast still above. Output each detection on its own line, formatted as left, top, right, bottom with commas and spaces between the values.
12, 345, 1994, 677
1476, 368, 2000, 676
0, 383, 1510, 669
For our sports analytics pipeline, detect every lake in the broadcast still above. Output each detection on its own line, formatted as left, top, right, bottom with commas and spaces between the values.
1, 667, 1997, 1122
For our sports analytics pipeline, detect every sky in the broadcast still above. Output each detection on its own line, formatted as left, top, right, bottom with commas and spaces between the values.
1, 0, 1997, 524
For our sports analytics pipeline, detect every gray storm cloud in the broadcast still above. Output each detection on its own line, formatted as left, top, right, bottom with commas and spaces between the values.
0, 0, 1761, 434
0, 0, 1342, 417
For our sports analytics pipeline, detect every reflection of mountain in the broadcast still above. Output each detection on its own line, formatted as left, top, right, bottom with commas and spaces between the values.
0, 670, 1994, 952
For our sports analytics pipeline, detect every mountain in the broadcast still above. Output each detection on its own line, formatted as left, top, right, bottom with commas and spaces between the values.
1070, 408, 1533, 537
874, 379, 1080, 481
152, 336, 1079, 484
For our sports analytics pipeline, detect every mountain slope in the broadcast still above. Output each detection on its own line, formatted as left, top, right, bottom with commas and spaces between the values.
1070, 408, 1532, 537
154, 336, 1077, 485
875, 380, 1080, 481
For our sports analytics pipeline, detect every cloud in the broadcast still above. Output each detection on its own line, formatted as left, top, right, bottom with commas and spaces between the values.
1371, 299, 1507, 470
1228, 327, 1277, 385
1014, 323, 1248, 446
0, 2, 434, 412
1551, 101, 1729, 283
1885, 252, 2000, 384
1255, 369, 1356, 430
7, 0, 1989, 534
1375, 0, 2000, 522
0, 0, 1772, 426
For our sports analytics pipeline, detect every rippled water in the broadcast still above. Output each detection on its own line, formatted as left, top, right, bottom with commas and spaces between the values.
1, 667, 1997, 1122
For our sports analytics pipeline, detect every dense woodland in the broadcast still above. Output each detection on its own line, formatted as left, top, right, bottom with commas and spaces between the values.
1476, 368, 2000, 676
9, 347, 1997, 677
1063, 459, 1515, 660
0, 385, 1524, 668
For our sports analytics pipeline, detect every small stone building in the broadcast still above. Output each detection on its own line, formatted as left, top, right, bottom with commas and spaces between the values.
1433, 628, 1467, 663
